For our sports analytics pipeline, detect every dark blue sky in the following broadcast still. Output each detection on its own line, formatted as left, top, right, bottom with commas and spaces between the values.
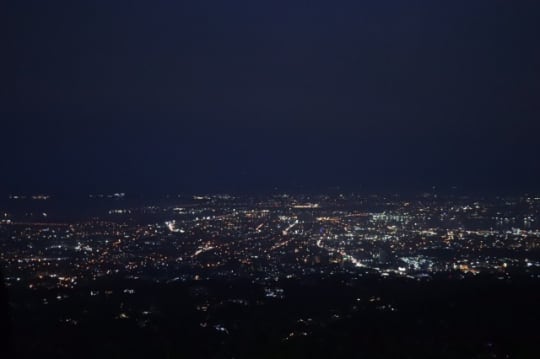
2, 1, 539, 194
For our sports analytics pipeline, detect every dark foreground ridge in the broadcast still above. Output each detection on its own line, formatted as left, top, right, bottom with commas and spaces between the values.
7, 274, 540, 359
0, 270, 12, 357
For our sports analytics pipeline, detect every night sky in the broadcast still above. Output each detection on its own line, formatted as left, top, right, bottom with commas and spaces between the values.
2, 1, 539, 195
